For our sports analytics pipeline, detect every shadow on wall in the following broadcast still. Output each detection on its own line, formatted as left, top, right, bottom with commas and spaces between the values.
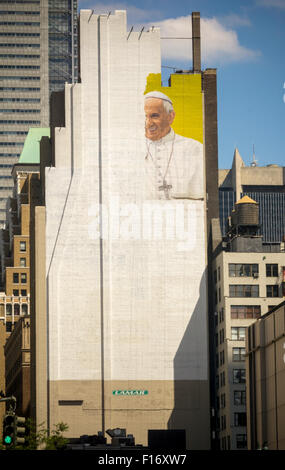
167, 270, 211, 450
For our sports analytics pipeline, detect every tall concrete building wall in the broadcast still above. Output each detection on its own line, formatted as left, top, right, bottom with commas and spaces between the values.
35, 10, 210, 449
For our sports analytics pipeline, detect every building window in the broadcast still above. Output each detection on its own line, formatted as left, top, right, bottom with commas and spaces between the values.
0, 11, 40, 16
229, 263, 259, 277
6, 321, 12, 332
231, 327, 246, 341
227, 435, 231, 450
236, 434, 247, 449
234, 412, 247, 427
20, 241, 26, 252
233, 369, 246, 384
13, 289, 19, 296
0, 131, 28, 136
220, 393, 226, 408
266, 285, 279, 298
6, 304, 12, 315
21, 289, 27, 296
20, 258, 26, 267
20, 273, 27, 283
221, 415, 226, 430
0, 97, 40, 103
234, 390, 246, 406
220, 350, 225, 366
0, 108, 40, 113
0, 21, 40, 27
231, 305, 261, 319
22, 304, 28, 315
13, 272, 19, 283
0, 33, 40, 38
229, 285, 259, 297
14, 304, 20, 315
232, 347, 245, 362
216, 374, 219, 390
266, 264, 278, 277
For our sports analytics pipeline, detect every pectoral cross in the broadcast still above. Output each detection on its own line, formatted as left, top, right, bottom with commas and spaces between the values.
158, 179, 172, 199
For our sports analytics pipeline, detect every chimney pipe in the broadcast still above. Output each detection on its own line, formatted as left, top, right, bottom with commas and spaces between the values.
192, 12, 201, 72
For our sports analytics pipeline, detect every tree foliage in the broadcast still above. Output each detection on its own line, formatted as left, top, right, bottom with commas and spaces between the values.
1, 420, 69, 450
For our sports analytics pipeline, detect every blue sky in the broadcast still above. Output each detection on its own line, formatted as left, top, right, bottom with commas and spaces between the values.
78, 0, 285, 169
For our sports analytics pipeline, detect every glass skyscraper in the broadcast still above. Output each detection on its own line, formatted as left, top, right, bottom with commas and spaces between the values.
48, 0, 78, 93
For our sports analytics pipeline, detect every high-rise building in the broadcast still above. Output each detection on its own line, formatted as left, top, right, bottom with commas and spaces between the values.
211, 195, 285, 450
0, 127, 48, 431
27, 10, 220, 450
219, 148, 285, 243
0, 0, 78, 227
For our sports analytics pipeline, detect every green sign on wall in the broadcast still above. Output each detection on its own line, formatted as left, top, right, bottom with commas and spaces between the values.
112, 390, 148, 396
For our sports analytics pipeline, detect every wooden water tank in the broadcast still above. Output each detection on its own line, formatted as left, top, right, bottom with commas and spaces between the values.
235, 195, 259, 226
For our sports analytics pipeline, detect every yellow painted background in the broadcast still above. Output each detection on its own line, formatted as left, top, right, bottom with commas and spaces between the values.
144, 73, 203, 144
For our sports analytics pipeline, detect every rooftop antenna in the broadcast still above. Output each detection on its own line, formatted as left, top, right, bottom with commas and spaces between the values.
251, 144, 258, 167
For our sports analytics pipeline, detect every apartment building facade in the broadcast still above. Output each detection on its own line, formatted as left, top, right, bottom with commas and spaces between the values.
212, 196, 285, 449
246, 301, 285, 450
0, 127, 47, 428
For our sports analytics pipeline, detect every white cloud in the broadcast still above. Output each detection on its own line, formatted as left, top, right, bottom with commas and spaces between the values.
145, 15, 260, 65
78, 2, 161, 24
78, 4, 260, 66
201, 17, 260, 64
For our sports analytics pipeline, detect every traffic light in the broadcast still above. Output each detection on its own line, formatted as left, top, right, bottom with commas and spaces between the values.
3, 413, 15, 447
14, 416, 26, 446
2, 413, 26, 448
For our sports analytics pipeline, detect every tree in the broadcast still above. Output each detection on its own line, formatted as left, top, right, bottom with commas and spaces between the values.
2, 419, 69, 450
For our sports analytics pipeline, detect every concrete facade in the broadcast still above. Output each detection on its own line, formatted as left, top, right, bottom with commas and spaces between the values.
246, 301, 285, 450
0, 163, 42, 428
32, 10, 211, 449
219, 148, 285, 196
212, 196, 285, 450
4, 315, 31, 416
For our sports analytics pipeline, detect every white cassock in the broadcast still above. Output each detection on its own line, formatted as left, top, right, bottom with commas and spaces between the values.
144, 128, 204, 200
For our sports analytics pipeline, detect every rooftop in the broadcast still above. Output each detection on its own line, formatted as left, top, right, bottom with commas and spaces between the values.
18, 128, 50, 165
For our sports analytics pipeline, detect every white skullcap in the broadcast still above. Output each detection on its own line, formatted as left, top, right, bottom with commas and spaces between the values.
144, 91, 173, 105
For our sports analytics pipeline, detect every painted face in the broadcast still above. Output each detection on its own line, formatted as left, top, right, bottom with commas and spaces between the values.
144, 98, 175, 141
